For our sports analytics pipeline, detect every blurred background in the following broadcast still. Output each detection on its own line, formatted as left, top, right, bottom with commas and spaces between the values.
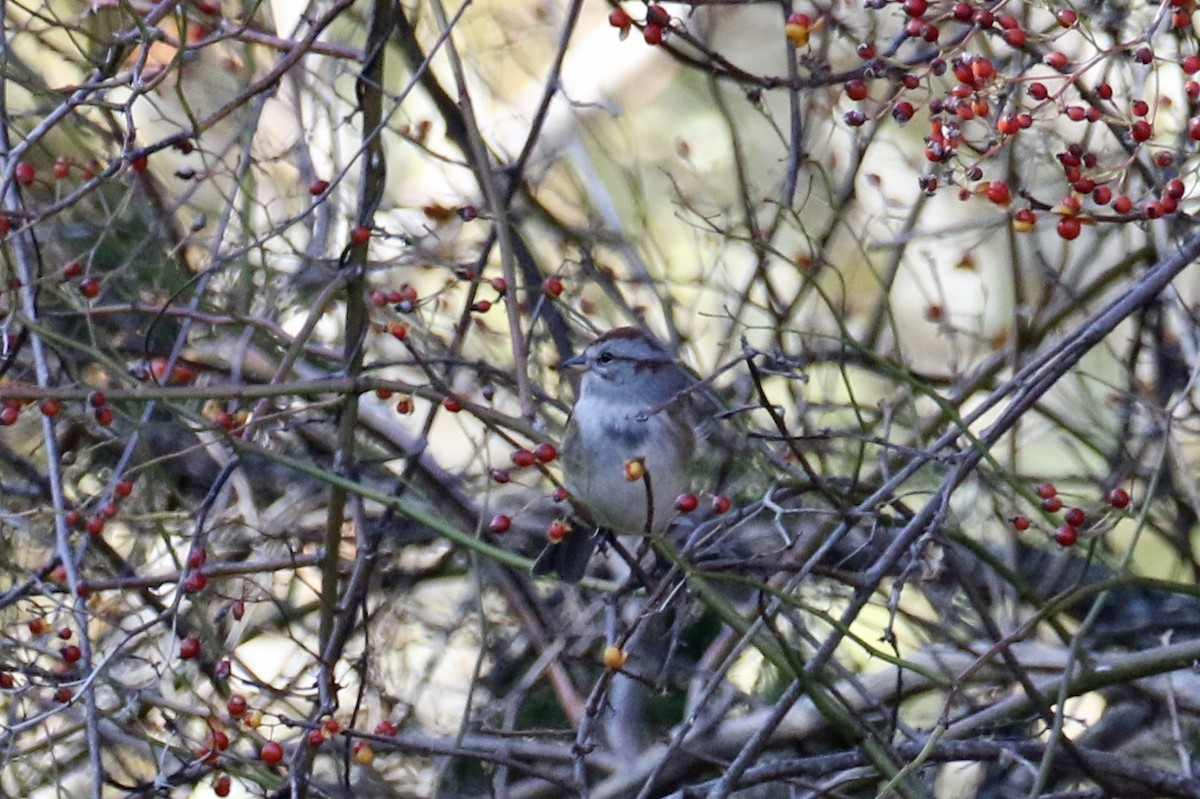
2, 1, 1200, 797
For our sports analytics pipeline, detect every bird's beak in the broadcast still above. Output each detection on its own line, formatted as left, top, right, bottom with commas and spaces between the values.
561, 353, 587, 370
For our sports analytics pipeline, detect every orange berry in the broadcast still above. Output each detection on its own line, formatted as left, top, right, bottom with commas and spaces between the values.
602, 645, 628, 669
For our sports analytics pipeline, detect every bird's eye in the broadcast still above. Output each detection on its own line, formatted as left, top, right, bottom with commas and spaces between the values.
597, 352, 614, 364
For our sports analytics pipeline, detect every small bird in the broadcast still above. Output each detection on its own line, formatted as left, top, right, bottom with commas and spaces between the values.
533, 327, 704, 582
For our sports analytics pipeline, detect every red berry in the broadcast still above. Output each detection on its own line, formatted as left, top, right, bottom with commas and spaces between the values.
1166, 178, 1186, 199
488, 514, 512, 534
1135, 46, 1153, 65
183, 570, 207, 592
470, 299, 491, 313
1112, 195, 1133, 214
1056, 8, 1077, 26
1042, 496, 1064, 512
675, 493, 698, 512
1107, 487, 1131, 508
61, 644, 82, 663
129, 154, 148, 172
608, 7, 631, 30
546, 519, 569, 542
374, 719, 398, 736
642, 22, 663, 45
534, 442, 557, 463
0, 406, 18, 425
646, 3, 670, 25
14, 161, 35, 186
1028, 82, 1048, 100
1011, 515, 1031, 531
213, 775, 231, 797
441, 395, 462, 412
1054, 525, 1078, 546
62, 261, 83, 280
711, 495, 731, 514
57, 627, 72, 640
231, 599, 245, 620
349, 225, 371, 246
86, 515, 105, 536
892, 101, 914, 123
115, 478, 134, 498
1056, 216, 1081, 240
490, 469, 510, 484
1064, 507, 1086, 527
553, 485, 569, 502
489, 276, 508, 294
0, 672, 13, 689
88, 390, 107, 408
511, 448, 536, 467
188, 548, 207, 569
308, 178, 329, 195
389, 322, 408, 340
903, 0, 927, 16
227, 694, 248, 717
543, 275, 565, 297
952, 2, 972, 21
54, 686, 71, 703
1004, 28, 1026, 47
260, 741, 284, 764
1092, 185, 1112, 205
986, 181, 1010, 205
307, 729, 325, 747
40, 398, 61, 417
1045, 51, 1067, 69
1185, 55, 1200, 75
80, 277, 100, 298
845, 79, 868, 101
